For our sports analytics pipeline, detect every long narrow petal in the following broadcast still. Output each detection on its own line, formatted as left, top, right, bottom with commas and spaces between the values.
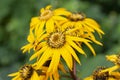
53, 70, 59, 80
39, 20, 46, 30
37, 48, 52, 69
65, 43, 80, 64
54, 8, 71, 16
61, 48, 73, 70
46, 19, 54, 33
30, 17, 40, 27
67, 39, 86, 56
84, 21, 104, 34
82, 23, 95, 32
47, 49, 60, 73
53, 16, 67, 20
30, 71, 39, 80
40, 8, 45, 13
84, 42, 96, 56
21, 44, 33, 53
38, 33, 48, 41
85, 18, 105, 38
12, 75, 21, 80
101, 66, 119, 73
27, 32, 35, 43
29, 44, 48, 61
8, 72, 19, 77
46, 5, 52, 10
66, 35, 91, 42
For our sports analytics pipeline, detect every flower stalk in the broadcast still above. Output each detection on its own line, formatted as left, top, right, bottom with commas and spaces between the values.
70, 60, 81, 80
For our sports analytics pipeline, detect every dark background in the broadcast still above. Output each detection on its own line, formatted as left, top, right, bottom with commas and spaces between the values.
0, 0, 120, 80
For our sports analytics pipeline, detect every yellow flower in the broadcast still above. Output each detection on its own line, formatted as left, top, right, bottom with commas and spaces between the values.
8, 64, 39, 80
8, 61, 65, 80
84, 76, 118, 80
99, 54, 120, 75
84, 67, 120, 80
60, 13, 104, 46
30, 5, 71, 33
29, 26, 96, 74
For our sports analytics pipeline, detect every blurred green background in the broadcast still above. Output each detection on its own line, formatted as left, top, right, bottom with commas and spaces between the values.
0, 0, 120, 80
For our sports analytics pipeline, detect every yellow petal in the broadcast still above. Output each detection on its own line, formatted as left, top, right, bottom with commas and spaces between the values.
8, 72, 19, 77
29, 44, 48, 61
40, 8, 45, 13
53, 16, 67, 20
58, 62, 66, 73
30, 71, 39, 80
54, 8, 71, 16
35, 26, 45, 38
84, 76, 93, 80
67, 39, 86, 56
84, 20, 104, 34
46, 5, 52, 10
46, 19, 54, 33
53, 70, 59, 80
106, 55, 117, 62
65, 43, 80, 64
66, 35, 90, 42
30, 17, 40, 27
37, 48, 52, 69
27, 32, 35, 43
38, 33, 48, 41
87, 32, 103, 46
12, 75, 21, 80
21, 44, 33, 53
82, 23, 95, 32
39, 20, 46, 31
101, 65, 119, 73
61, 48, 73, 70
48, 49, 60, 73
84, 42, 96, 56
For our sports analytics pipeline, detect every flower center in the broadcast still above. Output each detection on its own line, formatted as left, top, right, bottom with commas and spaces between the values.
40, 10, 53, 20
93, 67, 109, 80
19, 65, 33, 79
116, 55, 120, 65
47, 32, 65, 48
68, 13, 85, 21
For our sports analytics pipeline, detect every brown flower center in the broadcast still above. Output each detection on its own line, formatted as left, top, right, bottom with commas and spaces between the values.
47, 32, 65, 48
68, 13, 85, 21
39, 10, 53, 20
19, 65, 33, 80
116, 54, 120, 65
93, 67, 109, 80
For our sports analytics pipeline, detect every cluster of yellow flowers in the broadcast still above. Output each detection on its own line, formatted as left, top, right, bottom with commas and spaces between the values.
84, 54, 120, 80
8, 5, 104, 80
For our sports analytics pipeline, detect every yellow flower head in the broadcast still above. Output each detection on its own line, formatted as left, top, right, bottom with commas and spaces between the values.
62, 12, 104, 36
99, 54, 120, 75
61, 12, 104, 47
29, 26, 99, 74
8, 64, 39, 80
30, 5, 71, 33
8, 61, 65, 80
84, 66, 120, 80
